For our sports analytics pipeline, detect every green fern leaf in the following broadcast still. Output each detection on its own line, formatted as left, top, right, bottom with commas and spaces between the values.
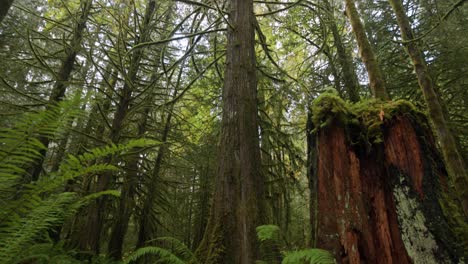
282, 249, 335, 264
124, 246, 186, 264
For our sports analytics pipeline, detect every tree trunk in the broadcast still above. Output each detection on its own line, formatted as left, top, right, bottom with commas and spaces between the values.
388, 0, 468, 217
135, 103, 173, 250
0, 0, 14, 24
344, 0, 389, 100
306, 111, 318, 247
77, 0, 156, 254
323, 0, 360, 102
310, 97, 464, 263
191, 162, 212, 249
27, 0, 92, 181
107, 106, 149, 259
195, 0, 265, 262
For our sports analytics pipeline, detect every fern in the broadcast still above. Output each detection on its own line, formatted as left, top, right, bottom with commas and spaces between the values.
154, 237, 199, 263
0, 99, 80, 198
256, 224, 281, 242
124, 236, 199, 264
124, 246, 187, 264
0, 100, 156, 263
16, 240, 80, 264
282, 249, 335, 264
256, 225, 336, 264
0, 192, 77, 263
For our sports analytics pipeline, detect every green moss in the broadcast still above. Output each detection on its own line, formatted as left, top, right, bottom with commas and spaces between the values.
311, 92, 350, 130
311, 94, 425, 147
439, 191, 468, 255
194, 221, 225, 264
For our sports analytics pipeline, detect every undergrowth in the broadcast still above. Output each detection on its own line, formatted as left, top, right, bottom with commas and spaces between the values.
0, 100, 156, 263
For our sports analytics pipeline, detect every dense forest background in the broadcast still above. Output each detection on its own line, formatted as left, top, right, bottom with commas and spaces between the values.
0, 0, 466, 263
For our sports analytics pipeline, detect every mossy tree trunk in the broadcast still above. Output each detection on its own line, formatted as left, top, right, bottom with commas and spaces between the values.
343, 0, 389, 100
306, 111, 318, 247
388, 0, 468, 217
76, 0, 157, 254
323, 0, 360, 102
0, 0, 14, 24
135, 91, 175, 251
195, 0, 265, 262
27, 0, 92, 182
107, 103, 150, 260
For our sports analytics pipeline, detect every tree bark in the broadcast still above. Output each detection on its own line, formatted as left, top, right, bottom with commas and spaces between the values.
0, 0, 14, 25
107, 106, 149, 259
195, 0, 265, 262
388, 0, 468, 217
135, 102, 173, 250
344, 0, 389, 100
306, 111, 318, 248
77, 0, 157, 254
191, 162, 212, 249
312, 108, 464, 263
323, 0, 360, 102
27, 0, 92, 181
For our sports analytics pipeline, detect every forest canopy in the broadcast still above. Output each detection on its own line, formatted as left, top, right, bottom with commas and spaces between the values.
0, 0, 467, 263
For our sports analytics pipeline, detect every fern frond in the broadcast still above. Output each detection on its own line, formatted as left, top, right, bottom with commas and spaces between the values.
154, 237, 198, 263
17, 241, 81, 264
124, 246, 186, 264
0, 98, 157, 263
256, 224, 281, 242
0, 192, 77, 263
72, 190, 121, 210
282, 249, 336, 264
0, 99, 81, 198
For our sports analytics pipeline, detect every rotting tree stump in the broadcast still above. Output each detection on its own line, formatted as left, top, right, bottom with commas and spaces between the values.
309, 94, 465, 264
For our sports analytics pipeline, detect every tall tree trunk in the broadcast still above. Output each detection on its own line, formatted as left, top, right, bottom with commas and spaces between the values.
344, 0, 389, 100
51, 64, 94, 173
0, 0, 14, 24
191, 162, 212, 249
64, 69, 117, 248
135, 101, 174, 249
77, 0, 157, 254
195, 0, 265, 262
323, 0, 360, 102
388, 0, 468, 217
108, 46, 172, 259
107, 106, 148, 259
305, 111, 318, 247
27, 0, 92, 181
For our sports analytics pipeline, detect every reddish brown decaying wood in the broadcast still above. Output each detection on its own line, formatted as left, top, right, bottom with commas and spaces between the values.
316, 121, 411, 263
385, 116, 424, 199
313, 115, 457, 263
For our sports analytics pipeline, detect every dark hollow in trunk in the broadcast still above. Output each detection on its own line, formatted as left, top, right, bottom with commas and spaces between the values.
310, 96, 464, 263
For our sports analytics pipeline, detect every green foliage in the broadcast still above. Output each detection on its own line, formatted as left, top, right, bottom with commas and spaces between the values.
0, 101, 156, 263
16, 241, 81, 264
0, 192, 78, 262
311, 92, 350, 130
256, 225, 335, 264
311, 93, 424, 146
282, 249, 335, 264
125, 247, 186, 264
125, 237, 198, 264
154, 237, 199, 263
256, 224, 281, 242
439, 191, 468, 253
0, 99, 81, 196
